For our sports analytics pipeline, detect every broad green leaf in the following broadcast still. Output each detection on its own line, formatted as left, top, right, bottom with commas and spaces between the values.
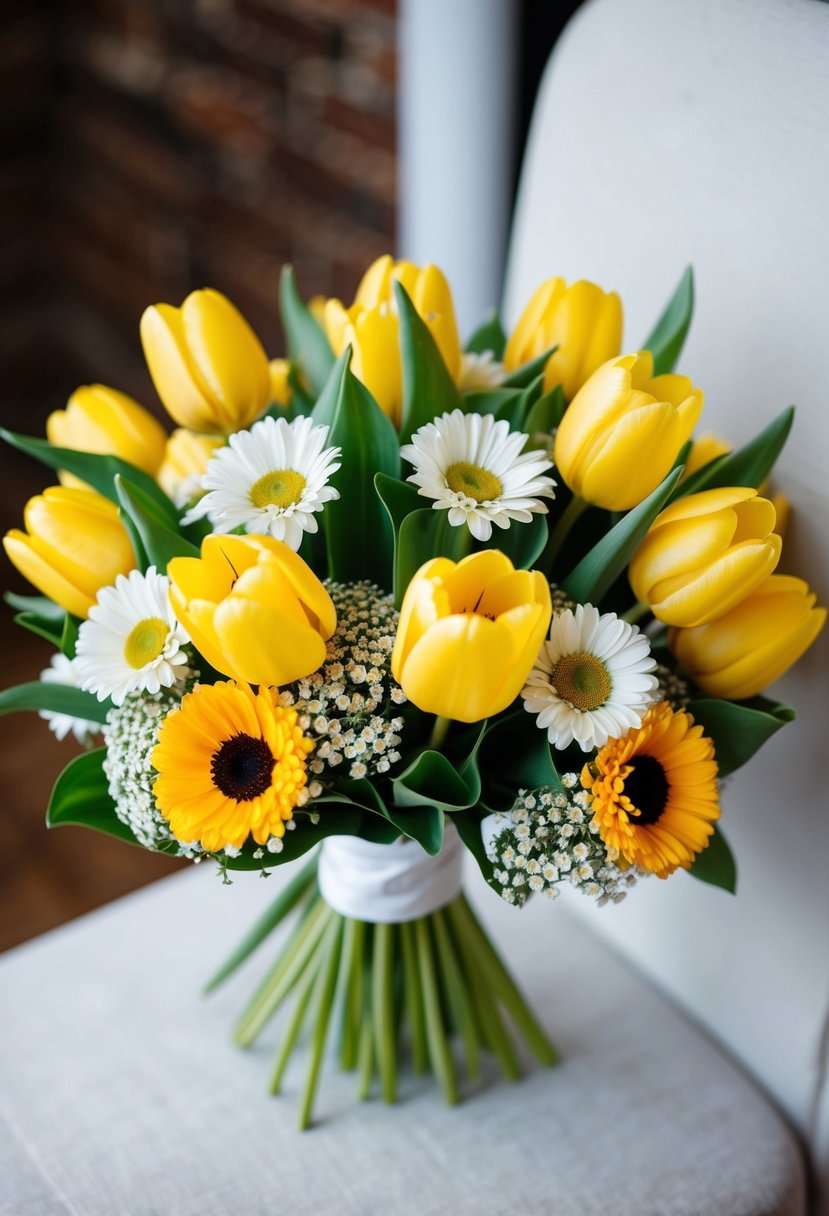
115, 475, 199, 572
687, 696, 795, 777
375, 473, 422, 599
0, 428, 178, 525
501, 344, 557, 389
480, 712, 562, 792
4, 593, 64, 621
461, 388, 523, 418
384, 805, 445, 855
278, 264, 335, 397
453, 810, 498, 888
223, 808, 366, 869
327, 776, 445, 855
487, 512, 548, 571
689, 824, 737, 894
524, 384, 566, 438
393, 749, 473, 811
310, 347, 350, 430
0, 680, 110, 723
395, 280, 462, 445
672, 407, 795, 499
12, 612, 64, 648
47, 749, 139, 843
563, 467, 683, 604
505, 373, 545, 431
394, 508, 468, 606
59, 613, 80, 659
643, 266, 694, 375
465, 311, 506, 358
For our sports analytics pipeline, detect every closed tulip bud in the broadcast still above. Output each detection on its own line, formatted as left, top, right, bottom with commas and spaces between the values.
3, 486, 135, 619
504, 277, 623, 401
681, 432, 731, 481
629, 486, 782, 627
167, 534, 336, 687
391, 549, 552, 723
140, 289, 270, 435
669, 574, 826, 699
268, 358, 292, 408
554, 351, 703, 511
157, 428, 224, 508
47, 385, 168, 485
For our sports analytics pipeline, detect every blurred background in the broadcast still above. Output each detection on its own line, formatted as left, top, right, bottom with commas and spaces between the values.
0, 0, 579, 951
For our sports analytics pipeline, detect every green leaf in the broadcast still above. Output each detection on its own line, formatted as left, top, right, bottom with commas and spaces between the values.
395, 280, 462, 445
393, 749, 473, 811
386, 805, 445, 855
453, 810, 497, 887
278, 264, 335, 397
686, 696, 795, 777
0, 428, 178, 525
4, 593, 64, 621
0, 680, 110, 723
59, 613, 80, 659
689, 825, 737, 894
12, 612, 64, 648
223, 808, 367, 870
563, 467, 683, 604
505, 373, 545, 432
643, 266, 694, 375
461, 388, 523, 418
318, 352, 400, 585
465, 311, 506, 358
115, 475, 199, 572
480, 712, 562, 792
394, 508, 469, 606
47, 749, 139, 844
489, 512, 548, 571
673, 407, 795, 499
501, 345, 556, 389
524, 384, 566, 437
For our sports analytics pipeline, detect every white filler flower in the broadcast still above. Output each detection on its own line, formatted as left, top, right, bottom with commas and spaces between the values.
400, 409, 555, 541
522, 604, 659, 751
75, 566, 190, 706
457, 350, 506, 392
183, 414, 341, 550
39, 652, 101, 744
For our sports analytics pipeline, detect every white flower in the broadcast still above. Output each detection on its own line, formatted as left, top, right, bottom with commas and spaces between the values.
522, 604, 659, 752
39, 653, 101, 744
458, 350, 506, 391
75, 567, 190, 707
183, 415, 341, 550
400, 409, 556, 542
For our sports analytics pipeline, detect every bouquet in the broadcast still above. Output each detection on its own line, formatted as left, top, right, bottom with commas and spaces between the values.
2, 257, 824, 1128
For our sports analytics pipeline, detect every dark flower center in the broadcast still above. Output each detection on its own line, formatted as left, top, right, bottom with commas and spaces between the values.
211, 733, 275, 802
624, 755, 669, 825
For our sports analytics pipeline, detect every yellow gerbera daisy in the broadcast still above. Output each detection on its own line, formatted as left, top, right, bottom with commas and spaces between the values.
152, 681, 314, 853
581, 701, 719, 879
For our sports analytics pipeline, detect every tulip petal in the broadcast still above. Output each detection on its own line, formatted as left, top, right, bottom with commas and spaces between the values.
351, 308, 403, 427
141, 303, 222, 433
399, 613, 520, 722
181, 289, 270, 432
214, 595, 328, 687
3, 532, 95, 619
651, 535, 782, 626
355, 255, 394, 310
579, 401, 686, 511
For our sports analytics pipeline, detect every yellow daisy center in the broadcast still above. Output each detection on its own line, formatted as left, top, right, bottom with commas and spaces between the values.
445, 461, 502, 502
552, 652, 611, 710
124, 617, 169, 669
250, 469, 307, 509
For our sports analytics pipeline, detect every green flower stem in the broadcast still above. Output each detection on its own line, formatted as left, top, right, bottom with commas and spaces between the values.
621, 599, 651, 625
432, 906, 480, 1084
539, 493, 588, 576
297, 915, 345, 1130
428, 714, 452, 752
373, 921, 397, 1104
415, 917, 458, 1105
268, 949, 323, 1095
234, 900, 333, 1047
445, 902, 521, 1080
357, 929, 375, 1101
338, 917, 364, 1071
456, 895, 559, 1067
400, 920, 427, 1074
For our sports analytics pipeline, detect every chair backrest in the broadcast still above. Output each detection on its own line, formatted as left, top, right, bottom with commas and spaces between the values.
504, 0, 829, 1192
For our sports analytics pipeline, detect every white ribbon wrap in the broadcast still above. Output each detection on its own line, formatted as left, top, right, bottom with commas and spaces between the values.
318, 823, 463, 923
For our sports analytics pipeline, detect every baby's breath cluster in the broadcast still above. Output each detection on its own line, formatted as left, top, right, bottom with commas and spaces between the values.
549, 584, 577, 615
103, 689, 197, 852
486, 778, 639, 907
280, 581, 406, 781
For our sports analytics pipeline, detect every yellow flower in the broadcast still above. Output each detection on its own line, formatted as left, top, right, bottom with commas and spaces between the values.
157, 428, 224, 507
323, 254, 462, 429
554, 351, 703, 510
669, 574, 826, 700
167, 534, 336, 687
140, 288, 270, 434
681, 432, 730, 481
47, 385, 168, 486
583, 701, 719, 879
152, 681, 314, 852
504, 277, 623, 401
268, 358, 292, 408
3, 486, 135, 619
391, 549, 552, 723
629, 486, 782, 627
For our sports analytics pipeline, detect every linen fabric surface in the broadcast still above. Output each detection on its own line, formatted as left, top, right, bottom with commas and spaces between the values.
0, 862, 805, 1216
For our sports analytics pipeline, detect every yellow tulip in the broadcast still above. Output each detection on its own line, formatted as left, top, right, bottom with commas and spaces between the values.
3, 486, 135, 619
323, 254, 462, 429
629, 486, 782, 627
167, 534, 336, 687
391, 549, 552, 723
670, 574, 826, 699
503, 277, 623, 401
681, 432, 730, 481
47, 385, 168, 487
157, 428, 224, 507
268, 358, 292, 408
554, 351, 703, 511
140, 288, 270, 434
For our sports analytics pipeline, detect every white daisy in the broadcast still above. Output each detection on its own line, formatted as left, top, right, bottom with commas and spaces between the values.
400, 409, 556, 542
182, 415, 341, 550
39, 653, 101, 744
74, 566, 190, 706
458, 350, 506, 391
521, 604, 659, 752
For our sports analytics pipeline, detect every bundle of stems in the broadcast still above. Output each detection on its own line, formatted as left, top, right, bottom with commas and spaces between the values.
207, 855, 559, 1129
